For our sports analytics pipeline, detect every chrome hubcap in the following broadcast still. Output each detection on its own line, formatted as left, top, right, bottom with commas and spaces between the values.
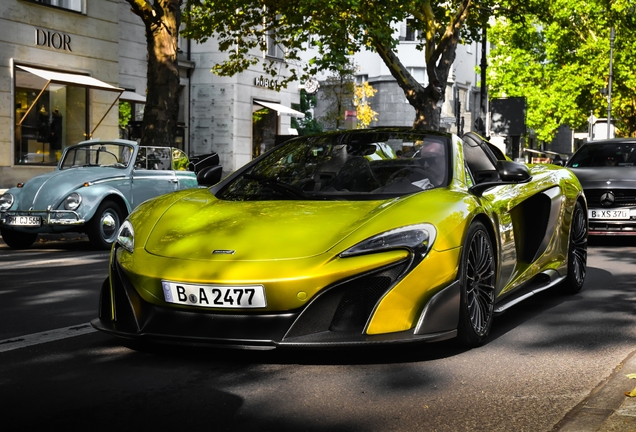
101, 211, 119, 242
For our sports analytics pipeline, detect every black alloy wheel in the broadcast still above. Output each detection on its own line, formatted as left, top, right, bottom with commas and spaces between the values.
0, 228, 38, 249
457, 221, 496, 348
559, 201, 587, 294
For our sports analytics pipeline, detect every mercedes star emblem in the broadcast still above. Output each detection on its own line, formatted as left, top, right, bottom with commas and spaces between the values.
600, 192, 615, 207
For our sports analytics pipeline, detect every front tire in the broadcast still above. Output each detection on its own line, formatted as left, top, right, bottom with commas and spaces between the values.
1, 228, 37, 249
87, 200, 122, 250
559, 201, 587, 294
457, 221, 496, 348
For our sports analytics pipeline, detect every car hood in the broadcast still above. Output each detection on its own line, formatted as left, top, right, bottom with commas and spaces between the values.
145, 194, 400, 261
570, 167, 636, 189
16, 167, 126, 210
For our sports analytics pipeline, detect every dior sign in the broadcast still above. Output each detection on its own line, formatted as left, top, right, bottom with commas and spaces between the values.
35, 28, 72, 51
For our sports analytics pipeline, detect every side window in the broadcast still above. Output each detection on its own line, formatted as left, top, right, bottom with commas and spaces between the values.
464, 163, 475, 188
463, 139, 499, 184
172, 148, 189, 171
134, 147, 147, 169
144, 147, 171, 170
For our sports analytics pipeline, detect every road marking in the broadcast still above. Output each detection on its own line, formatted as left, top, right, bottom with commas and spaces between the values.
0, 323, 96, 353
0, 253, 109, 269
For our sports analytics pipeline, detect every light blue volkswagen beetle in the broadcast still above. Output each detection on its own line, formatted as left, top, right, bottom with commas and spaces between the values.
0, 139, 222, 249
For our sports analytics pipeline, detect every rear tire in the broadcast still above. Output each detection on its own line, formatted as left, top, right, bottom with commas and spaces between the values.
87, 200, 122, 250
559, 201, 587, 294
457, 221, 496, 348
1, 228, 37, 249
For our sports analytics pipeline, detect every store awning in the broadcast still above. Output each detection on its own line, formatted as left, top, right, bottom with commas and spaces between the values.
254, 100, 305, 118
16, 65, 124, 138
17, 65, 123, 92
120, 90, 146, 103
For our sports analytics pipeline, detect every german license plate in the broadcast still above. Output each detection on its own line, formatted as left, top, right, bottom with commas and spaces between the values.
588, 209, 630, 220
161, 281, 266, 308
5, 215, 41, 226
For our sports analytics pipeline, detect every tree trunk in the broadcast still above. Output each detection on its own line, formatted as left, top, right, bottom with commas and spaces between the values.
127, 0, 181, 147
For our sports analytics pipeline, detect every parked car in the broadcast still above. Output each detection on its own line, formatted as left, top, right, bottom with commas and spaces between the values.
0, 139, 223, 249
566, 138, 636, 235
92, 128, 587, 350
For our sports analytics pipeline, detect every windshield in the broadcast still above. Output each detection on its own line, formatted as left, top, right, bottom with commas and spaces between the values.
217, 131, 450, 201
568, 142, 636, 168
60, 143, 134, 170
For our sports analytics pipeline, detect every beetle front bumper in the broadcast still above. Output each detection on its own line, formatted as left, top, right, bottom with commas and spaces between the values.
1, 209, 86, 227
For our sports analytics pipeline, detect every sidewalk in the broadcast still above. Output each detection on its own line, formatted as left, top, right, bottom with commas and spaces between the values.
555, 348, 636, 431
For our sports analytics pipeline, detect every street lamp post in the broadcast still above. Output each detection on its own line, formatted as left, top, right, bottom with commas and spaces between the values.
607, 27, 615, 139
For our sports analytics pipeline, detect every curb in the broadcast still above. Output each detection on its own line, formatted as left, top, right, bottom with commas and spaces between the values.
555, 349, 636, 431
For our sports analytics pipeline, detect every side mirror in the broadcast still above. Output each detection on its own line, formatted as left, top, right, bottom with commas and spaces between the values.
469, 160, 532, 197
497, 160, 531, 182
197, 165, 223, 186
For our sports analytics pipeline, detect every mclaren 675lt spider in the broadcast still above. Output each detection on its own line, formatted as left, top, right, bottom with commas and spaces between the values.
91, 128, 588, 350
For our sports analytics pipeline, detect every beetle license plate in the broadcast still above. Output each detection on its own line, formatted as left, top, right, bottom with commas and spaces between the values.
161, 281, 267, 308
589, 208, 630, 220
5, 215, 41, 226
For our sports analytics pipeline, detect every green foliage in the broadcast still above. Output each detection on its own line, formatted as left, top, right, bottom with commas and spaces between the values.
319, 63, 357, 130
183, 0, 511, 130
291, 90, 323, 135
119, 102, 132, 129
487, 0, 636, 141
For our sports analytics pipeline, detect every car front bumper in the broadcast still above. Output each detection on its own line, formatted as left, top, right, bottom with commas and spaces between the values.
91, 245, 460, 350
1, 209, 85, 229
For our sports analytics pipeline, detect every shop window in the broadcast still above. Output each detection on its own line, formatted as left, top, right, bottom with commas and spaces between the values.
14, 65, 122, 166
267, 31, 284, 59
25, 0, 86, 14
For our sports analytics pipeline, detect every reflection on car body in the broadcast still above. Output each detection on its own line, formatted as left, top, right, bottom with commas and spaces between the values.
92, 128, 587, 350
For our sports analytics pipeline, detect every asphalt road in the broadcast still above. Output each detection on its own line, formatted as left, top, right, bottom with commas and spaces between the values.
1, 235, 636, 431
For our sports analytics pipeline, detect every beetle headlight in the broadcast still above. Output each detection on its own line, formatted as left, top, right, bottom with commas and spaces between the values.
341, 224, 437, 258
117, 220, 134, 253
63, 193, 82, 210
0, 193, 14, 211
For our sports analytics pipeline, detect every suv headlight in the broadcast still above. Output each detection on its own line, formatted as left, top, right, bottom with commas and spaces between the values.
117, 220, 134, 252
341, 224, 437, 258
64, 193, 82, 210
0, 193, 14, 211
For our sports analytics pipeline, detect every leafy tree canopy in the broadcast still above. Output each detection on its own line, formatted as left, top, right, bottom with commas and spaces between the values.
183, 0, 528, 130
487, 0, 636, 141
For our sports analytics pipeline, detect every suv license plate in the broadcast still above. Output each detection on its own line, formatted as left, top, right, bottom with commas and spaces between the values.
589, 209, 630, 220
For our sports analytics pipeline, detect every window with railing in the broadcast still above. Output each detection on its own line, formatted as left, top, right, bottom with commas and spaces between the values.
24, 0, 86, 14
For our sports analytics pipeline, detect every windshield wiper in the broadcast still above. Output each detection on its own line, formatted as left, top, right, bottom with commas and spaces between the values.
243, 173, 308, 199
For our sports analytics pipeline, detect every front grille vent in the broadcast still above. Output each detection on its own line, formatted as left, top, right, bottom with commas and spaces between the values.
585, 189, 636, 208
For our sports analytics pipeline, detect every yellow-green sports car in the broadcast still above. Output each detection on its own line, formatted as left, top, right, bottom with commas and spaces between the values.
92, 128, 588, 350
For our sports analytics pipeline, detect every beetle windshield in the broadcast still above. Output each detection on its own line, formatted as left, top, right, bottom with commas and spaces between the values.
217, 130, 450, 201
60, 143, 134, 170
568, 142, 636, 168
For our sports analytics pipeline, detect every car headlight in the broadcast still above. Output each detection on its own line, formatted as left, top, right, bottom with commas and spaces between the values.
0, 193, 14, 211
63, 193, 82, 210
341, 223, 437, 258
117, 220, 134, 252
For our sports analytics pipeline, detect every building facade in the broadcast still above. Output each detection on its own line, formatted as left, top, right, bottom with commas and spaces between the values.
309, 22, 486, 136
0, 0, 302, 188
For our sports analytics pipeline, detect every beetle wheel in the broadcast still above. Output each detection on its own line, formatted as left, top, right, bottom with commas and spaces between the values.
88, 200, 122, 250
457, 222, 496, 347
1, 228, 37, 249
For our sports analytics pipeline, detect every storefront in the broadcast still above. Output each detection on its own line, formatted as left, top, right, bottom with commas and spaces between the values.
13, 64, 124, 166
252, 99, 304, 158
1, 0, 123, 187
